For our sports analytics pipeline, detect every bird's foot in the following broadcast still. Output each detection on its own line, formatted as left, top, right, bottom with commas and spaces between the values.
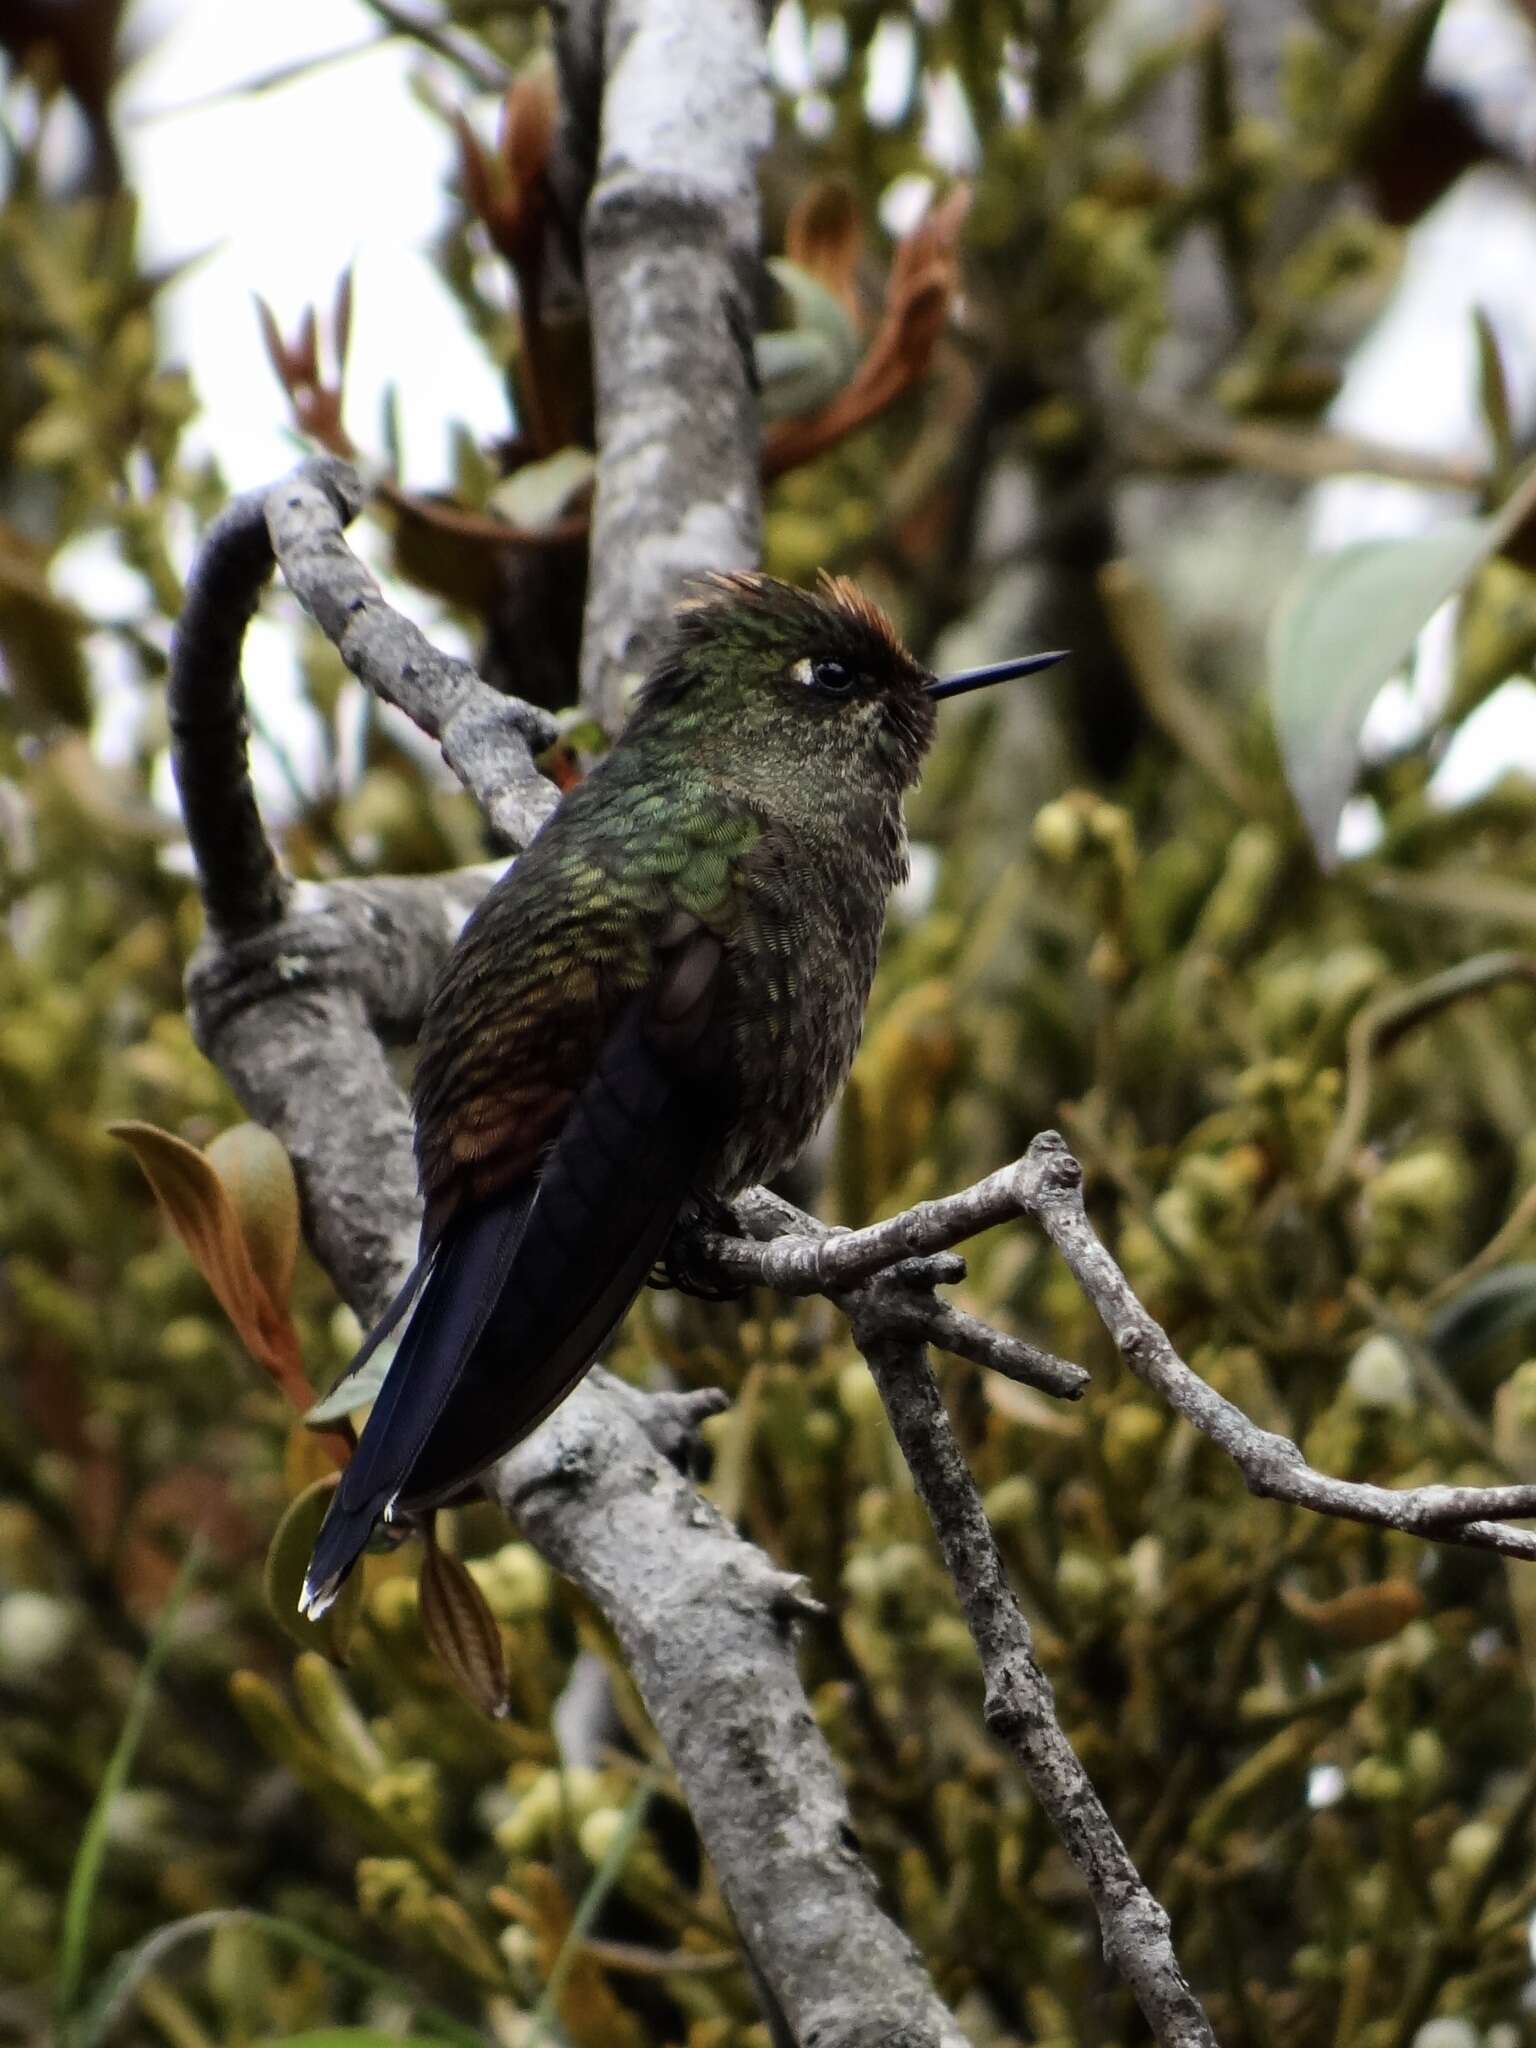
651, 1194, 749, 1301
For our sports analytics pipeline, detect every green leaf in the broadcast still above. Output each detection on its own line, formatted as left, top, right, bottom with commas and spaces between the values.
528, 1781, 655, 2048
73, 1909, 484, 2048
56, 1543, 202, 2044
256, 2034, 452, 2046
1429, 1264, 1536, 1368
1473, 307, 1514, 479
1267, 462, 1536, 867
756, 257, 862, 422
306, 1344, 397, 1426
263, 1478, 364, 1662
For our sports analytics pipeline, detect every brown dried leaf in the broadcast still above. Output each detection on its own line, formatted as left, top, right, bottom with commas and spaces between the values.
455, 69, 554, 274
764, 185, 970, 477
108, 1120, 321, 1419
251, 291, 354, 458
294, 305, 319, 383
502, 64, 557, 197
785, 178, 862, 325
112, 1120, 266, 1339
204, 1122, 301, 1313
253, 293, 293, 387
419, 1535, 511, 1718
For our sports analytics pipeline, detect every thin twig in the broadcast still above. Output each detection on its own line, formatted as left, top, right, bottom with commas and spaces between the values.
714, 1184, 1088, 1398
708, 1162, 1040, 1293
1021, 1132, 1536, 1561
265, 461, 561, 852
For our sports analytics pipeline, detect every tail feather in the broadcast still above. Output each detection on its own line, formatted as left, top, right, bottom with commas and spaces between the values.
312, 1249, 433, 1413
299, 1193, 533, 1618
299, 989, 730, 1620
389, 997, 720, 1506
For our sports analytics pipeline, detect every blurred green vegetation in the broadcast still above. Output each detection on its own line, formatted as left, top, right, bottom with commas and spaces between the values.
7, 3, 1536, 2046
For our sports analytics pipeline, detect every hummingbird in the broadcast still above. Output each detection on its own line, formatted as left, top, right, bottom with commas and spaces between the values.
300, 572, 1063, 1618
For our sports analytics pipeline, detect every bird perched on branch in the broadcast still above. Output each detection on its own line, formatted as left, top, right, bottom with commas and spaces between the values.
301, 572, 1062, 1617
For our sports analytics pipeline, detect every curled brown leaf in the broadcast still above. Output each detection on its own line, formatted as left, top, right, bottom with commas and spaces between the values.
419, 1530, 512, 1718
109, 1119, 347, 1464
765, 185, 971, 477
1280, 1578, 1424, 1647
785, 178, 863, 326
254, 281, 355, 459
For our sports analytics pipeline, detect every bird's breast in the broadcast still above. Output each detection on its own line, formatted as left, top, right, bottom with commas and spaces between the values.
709, 799, 906, 1194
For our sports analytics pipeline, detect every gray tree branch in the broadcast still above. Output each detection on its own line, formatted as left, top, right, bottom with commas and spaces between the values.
720, 1184, 1089, 1397
579, 0, 770, 730
706, 1140, 1536, 1564
850, 1318, 1216, 2048
701, 1199, 1213, 2045
1019, 1132, 1536, 1560
489, 1378, 971, 2048
267, 462, 561, 852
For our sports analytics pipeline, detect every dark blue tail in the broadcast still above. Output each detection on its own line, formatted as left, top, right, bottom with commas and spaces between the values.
298, 988, 728, 1621
299, 1193, 533, 1617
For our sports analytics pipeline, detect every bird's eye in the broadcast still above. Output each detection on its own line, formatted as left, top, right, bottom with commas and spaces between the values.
807, 657, 853, 695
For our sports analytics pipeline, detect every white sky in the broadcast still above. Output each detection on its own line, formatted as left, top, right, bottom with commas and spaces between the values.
121, 0, 511, 486
56, 0, 513, 804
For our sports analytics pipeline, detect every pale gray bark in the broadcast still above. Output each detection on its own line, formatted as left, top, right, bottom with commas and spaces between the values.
1020, 1133, 1536, 1559
269, 465, 561, 852
704, 1193, 1214, 2048
490, 1379, 972, 2048
851, 1319, 1215, 2048
578, 0, 770, 730
710, 1140, 1536, 1563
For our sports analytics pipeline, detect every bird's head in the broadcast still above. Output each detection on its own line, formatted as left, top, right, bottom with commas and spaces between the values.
627, 572, 1063, 793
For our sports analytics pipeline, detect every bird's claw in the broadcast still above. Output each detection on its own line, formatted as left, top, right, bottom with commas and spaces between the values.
650, 1194, 749, 1300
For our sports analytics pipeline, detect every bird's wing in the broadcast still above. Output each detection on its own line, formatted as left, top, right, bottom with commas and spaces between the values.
409, 790, 756, 1235
301, 819, 745, 1613
392, 915, 733, 1507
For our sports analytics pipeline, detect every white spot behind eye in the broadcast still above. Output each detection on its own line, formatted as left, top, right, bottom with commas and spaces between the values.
791, 656, 815, 686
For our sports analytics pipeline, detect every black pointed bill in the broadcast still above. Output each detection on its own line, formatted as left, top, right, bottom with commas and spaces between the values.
927, 649, 1068, 702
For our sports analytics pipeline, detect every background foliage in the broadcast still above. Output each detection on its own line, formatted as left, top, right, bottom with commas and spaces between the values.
6, 2, 1536, 2045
